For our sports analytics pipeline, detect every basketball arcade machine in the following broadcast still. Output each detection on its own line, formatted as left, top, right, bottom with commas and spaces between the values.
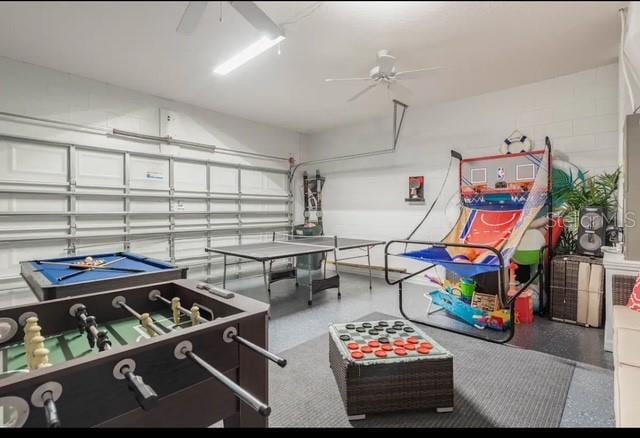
385, 137, 554, 344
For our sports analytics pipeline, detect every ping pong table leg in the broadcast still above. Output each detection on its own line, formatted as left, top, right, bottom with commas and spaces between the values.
223, 255, 227, 288
307, 254, 313, 306
367, 246, 372, 291
267, 260, 273, 296
324, 253, 328, 279
262, 261, 270, 297
334, 249, 341, 300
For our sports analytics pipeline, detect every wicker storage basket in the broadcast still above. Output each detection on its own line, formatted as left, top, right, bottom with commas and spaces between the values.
612, 274, 636, 305
550, 255, 605, 327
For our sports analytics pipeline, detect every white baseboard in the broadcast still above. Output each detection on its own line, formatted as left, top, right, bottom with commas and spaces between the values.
331, 262, 431, 286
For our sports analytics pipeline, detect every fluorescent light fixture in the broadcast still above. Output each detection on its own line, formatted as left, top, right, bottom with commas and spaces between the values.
214, 35, 285, 75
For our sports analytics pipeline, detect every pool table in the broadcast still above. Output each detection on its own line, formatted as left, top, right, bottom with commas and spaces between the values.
20, 252, 188, 301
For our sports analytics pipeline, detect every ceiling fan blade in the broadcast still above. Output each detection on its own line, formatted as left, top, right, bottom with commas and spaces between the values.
325, 77, 371, 82
347, 83, 379, 102
231, 1, 283, 39
394, 66, 443, 80
176, 1, 208, 35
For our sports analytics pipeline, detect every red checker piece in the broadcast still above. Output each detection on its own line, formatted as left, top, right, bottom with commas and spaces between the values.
368, 340, 380, 348
406, 337, 420, 344
393, 339, 405, 347
361, 346, 373, 354
347, 343, 360, 350
375, 350, 388, 358
394, 348, 408, 356
351, 351, 365, 360
417, 347, 431, 355
381, 345, 393, 351
420, 342, 433, 350
404, 343, 416, 351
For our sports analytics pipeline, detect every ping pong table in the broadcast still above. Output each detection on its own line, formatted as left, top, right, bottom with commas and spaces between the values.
205, 234, 385, 306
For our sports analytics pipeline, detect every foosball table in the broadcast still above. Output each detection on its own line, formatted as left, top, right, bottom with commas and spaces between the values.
0, 279, 286, 428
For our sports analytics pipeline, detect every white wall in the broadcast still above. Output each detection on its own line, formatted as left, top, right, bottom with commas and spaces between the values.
300, 63, 619, 280
0, 56, 301, 165
0, 56, 302, 305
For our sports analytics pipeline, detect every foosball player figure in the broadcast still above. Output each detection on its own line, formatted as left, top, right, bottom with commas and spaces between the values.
171, 297, 181, 325
140, 313, 157, 337
71, 304, 111, 351
24, 319, 43, 370
29, 335, 47, 370
190, 305, 200, 326
96, 329, 112, 352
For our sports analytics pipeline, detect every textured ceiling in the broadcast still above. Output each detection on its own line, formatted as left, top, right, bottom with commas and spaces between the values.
0, 1, 627, 133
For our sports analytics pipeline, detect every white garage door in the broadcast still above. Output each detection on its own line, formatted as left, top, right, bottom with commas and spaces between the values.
0, 137, 291, 295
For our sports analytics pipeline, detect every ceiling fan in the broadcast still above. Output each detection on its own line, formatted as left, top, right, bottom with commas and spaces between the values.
325, 50, 442, 102
176, 1, 282, 39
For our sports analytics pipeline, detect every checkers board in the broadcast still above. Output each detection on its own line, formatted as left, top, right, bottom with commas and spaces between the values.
329, 319, 454, 419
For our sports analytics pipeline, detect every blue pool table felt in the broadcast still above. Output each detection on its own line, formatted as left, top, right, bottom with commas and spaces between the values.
33, 254, 169, 285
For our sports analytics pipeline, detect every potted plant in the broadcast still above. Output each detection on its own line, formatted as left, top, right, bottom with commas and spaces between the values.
553, 168, 620, 254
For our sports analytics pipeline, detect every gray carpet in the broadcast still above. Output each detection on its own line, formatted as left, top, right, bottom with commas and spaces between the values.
270, 312, 576, 428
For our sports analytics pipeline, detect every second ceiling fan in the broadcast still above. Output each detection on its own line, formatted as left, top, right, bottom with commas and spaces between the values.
325, 50, 442, 102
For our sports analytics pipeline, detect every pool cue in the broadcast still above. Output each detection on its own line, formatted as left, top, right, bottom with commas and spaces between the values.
35, 261, 80, 267
39, 260, 145, 272
79, 266, 146, 273
56, 256, 129, 281
148, 291, 208, 324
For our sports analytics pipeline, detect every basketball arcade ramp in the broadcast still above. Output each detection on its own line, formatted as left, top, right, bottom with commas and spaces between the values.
385, 146, 552, 343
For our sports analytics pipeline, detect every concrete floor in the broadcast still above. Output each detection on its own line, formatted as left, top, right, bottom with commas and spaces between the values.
222, 269, 615, 427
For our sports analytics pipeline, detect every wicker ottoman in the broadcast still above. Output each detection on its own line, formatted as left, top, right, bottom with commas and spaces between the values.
329, 319, 454, 420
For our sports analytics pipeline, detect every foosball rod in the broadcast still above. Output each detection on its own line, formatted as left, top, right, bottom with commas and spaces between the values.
175, 341, 271, 417
114, 296, 271, 416
149, 292, 208, 324
113, 298, 164, 337
224, 328, 287, 368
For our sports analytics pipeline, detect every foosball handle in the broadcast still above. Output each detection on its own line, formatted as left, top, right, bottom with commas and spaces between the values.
196, 282, 234, 299
43, 394, 60, 428
225, 330, 287, 368
125, 371, 159, 411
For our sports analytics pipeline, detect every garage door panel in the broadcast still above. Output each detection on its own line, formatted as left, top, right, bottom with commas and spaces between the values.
241, 201, 288, 213
129, 238, 169, 259
0, 241, 68, 278
174, 161, 206, 192
0, 194, 67, 212
175, 237, 207, 258
0, 141, 67, 183
211, 166, 238, 193
211, 200, 237, 213
241, 170, 287, 196
77, 150, 124, 187
76, 217, 125, 230
130, 199, 167, 213
130, 156, 169, 190
171, 199, 205, 213
77, 197, 123, 212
